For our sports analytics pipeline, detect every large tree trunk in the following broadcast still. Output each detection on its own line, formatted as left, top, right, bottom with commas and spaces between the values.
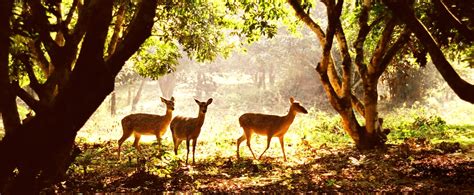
0, 0, 158, 193
0, 0, 20, 136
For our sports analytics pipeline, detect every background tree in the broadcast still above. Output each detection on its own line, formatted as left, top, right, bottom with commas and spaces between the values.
288, 0, 410, 149
285, 0, 473, 149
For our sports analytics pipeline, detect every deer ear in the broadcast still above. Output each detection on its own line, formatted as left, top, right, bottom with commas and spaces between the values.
171, 96, 175, 102
207, 98, 213, 105
161, 97, 166, 103
290, 97, 295, 103
195, 99, 200, 104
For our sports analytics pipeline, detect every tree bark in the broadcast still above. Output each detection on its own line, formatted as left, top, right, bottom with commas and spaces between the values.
432, 0, 474, 43
288, 0, 398, 149
0, 0, 158, 193
383, 0, 474, 103
0, 0, 20, 136
131, 79, 146, 112
107, 1, 126, 116
289, 0, 363, 146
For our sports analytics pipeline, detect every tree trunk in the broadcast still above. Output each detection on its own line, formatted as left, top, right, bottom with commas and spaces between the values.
0, 0, 158, 192
268, 64, 275, 86
127, 87, 132, 105
107, 1, 126, 116
196, 72, 204, 99
363, 79, 378, 135
110, 91, 116, 116
0, 0, 20, 136
289, 0, 391, 150
158, 73, 176, 98
131, 79, 145, 112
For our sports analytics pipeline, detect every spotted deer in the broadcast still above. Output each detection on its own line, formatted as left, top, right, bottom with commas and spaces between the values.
118, 97, 175, 159
237, 97, 308, 161
170, 98, 212, 164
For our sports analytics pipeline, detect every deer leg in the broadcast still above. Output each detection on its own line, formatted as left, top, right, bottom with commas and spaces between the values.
258, 135, 273, 160
279, 136, 287, 161
185, 139, 190, 164
192, 138, 198, 164
117, 129, 133, 159
244, 129, 257, 159
133, 133, 142, 153
236, 135, 246, 159
172, 135, 179, 155
156, 135, 162, 156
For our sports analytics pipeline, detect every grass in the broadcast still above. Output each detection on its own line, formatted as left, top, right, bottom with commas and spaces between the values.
1, 101, 472, 193
74, 101, 473, 168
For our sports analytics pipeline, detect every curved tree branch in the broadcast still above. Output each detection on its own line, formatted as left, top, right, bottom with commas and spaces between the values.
26, 40, 50, 76
370, 17, 396, 74
29, 0, 60, 65
287, 0, 326, 44
384, 0, 474, 103
375, 28, 411, 78
331, 1, 352, 98
12, 83, 43, 113
107, 0, 159, 76
18, 53, 43, 99
351, 94, 365, 116
353, 1, 370, 82
433, 0, 474, 43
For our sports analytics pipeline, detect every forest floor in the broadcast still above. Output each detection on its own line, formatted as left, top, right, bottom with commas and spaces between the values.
45, 138, 474, 194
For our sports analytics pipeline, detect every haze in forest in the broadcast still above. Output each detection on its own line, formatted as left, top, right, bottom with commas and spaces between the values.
78, 28, 474, 142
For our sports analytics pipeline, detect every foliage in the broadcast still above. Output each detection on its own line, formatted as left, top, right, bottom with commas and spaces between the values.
384, 106, 474, 146
131, 37, 179, 79
225, 0, 290, 43
130, 0, 294, 81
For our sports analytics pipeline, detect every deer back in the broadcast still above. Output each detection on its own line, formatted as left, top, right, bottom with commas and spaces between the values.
170, 98, 212, 140
239, 113, 289, 135
122, 113, 171, 136
170, 116, 203, 139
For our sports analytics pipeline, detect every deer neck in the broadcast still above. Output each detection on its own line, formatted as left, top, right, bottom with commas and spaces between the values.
196, 112, 206, 127
284, 108, 297, 125
164, 109, 173, 121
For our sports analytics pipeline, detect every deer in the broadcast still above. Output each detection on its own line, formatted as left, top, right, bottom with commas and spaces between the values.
170, 98, 213, 164
237, 97, 308, 161
117, 97, 175, 159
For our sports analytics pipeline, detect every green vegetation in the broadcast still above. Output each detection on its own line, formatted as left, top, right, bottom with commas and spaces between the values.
49, 86, 472, 193
1, 0, 473, 193
47, 102, 472, 193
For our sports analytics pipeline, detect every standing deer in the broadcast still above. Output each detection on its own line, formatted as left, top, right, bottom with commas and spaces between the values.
237, 97, 308, 161
118, 97, 175, 159
170, 98, 213, 164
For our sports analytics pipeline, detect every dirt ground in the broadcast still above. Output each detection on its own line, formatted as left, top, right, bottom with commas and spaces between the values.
41, 138, 474, 194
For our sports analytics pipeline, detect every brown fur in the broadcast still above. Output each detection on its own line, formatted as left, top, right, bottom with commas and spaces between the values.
237, 97, 308, 161
170, 98, 212, 164
118, 97, 175, 159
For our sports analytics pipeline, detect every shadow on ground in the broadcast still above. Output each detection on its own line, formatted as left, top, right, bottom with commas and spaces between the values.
45, 139, 474, 193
